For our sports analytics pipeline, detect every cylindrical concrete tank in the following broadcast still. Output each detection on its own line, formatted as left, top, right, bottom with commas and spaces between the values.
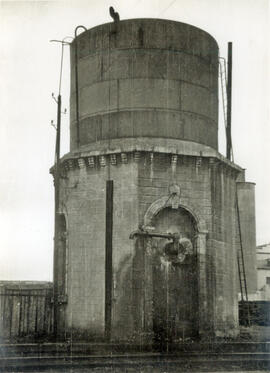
70, 19, 219, 151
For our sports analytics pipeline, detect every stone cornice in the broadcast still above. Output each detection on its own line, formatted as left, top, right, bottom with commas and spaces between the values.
50, 138, 243, 175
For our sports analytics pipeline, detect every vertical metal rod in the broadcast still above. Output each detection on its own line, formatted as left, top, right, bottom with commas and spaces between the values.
55, 95, 61, 165
18, 295, 22, 337
226, 42, 233, 160
74, 40, 80, 148
9, 296, 13, 338
26, 294, 30, 336
53, 94, 61, 339
105, 180, 113, 341
74, 26, 87, 148
58, 43, 64, 95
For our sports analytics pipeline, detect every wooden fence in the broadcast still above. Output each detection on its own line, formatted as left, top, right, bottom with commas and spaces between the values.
0, 282, 53, 342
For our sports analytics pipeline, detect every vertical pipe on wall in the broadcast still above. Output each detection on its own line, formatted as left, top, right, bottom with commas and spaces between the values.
105, 180, 113, 340
74, 25, 87, 148
53, 94, 61, 339
226, 42, 232, 160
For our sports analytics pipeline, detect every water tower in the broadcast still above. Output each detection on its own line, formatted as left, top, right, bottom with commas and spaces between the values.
52, 17, 256, 342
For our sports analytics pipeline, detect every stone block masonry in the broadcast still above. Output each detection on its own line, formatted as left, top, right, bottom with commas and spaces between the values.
57, 148, 242, 341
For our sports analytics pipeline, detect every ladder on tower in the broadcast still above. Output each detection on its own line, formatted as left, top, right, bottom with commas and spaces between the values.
220, 56, 249, 323
236, 191, 250, 325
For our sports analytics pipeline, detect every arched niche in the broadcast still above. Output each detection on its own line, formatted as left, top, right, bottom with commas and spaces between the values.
141, 197, 209, 340
147, 206, 199, 342
143, 196, 207, 234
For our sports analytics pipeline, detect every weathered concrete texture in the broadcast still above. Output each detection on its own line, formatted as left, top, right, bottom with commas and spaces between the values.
69, 19, 219, 151
60, 167, 107, 339
59, 159, 139, 340
58, 152, 240, 341
209, 162, 239, 336
137, 154, 239, 338
237, 182, 257, 294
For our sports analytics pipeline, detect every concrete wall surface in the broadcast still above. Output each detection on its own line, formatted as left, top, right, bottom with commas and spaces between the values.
60, 157, 139, 340
58, 151, 241, 340
69, 19, 219, 151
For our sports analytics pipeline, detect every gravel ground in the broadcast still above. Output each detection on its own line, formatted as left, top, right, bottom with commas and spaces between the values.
14, 367, 268, 373
239, 325, 270, 341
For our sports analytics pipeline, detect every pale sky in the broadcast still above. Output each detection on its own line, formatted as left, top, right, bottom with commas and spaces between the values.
0, 0, 269, 280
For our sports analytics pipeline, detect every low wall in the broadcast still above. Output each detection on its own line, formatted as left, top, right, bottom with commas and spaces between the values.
0, 281, 53, 342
